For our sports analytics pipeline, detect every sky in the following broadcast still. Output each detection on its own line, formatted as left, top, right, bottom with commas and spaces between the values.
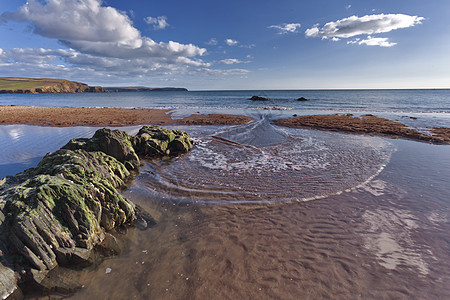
0, 0, 449, 90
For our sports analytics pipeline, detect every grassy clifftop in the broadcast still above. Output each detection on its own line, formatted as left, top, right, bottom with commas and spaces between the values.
0, 77, 105, 93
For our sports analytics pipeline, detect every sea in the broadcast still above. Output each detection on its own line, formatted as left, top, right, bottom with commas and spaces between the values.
1, 89, 449, 299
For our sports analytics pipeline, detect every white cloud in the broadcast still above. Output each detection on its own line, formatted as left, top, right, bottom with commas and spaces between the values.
305, 14, 424, 39
220, 59, 242, 65
1, 0, 205, 60
356, 36, 397, 47
144, 16, 169, 30
206, 38, 218, 46
225, 39, 239, 46
269, 23, 301, 34
2, 0, 141, 46
346, 5, 352, 10
0, 0, 255, 82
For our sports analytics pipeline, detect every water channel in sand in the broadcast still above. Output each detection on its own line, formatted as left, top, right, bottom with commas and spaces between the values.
0, 114, 448, 299
56, 116, 449, 300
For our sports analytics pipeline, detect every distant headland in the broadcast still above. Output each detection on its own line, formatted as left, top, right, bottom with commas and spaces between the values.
0, 77, 105, 94
0, 77, 188, 94
104, 86, 188, 92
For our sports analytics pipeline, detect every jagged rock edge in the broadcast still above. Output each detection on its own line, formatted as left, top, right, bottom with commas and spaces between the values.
0, 125, 195, 298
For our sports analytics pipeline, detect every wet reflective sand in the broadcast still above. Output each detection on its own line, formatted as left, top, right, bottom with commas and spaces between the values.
64, 124, 450, 300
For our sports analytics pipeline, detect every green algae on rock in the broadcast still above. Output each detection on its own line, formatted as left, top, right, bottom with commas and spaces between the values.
0, 126, 194, 299
133, 125, 195, 157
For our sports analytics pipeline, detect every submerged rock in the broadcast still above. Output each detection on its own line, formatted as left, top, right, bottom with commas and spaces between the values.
0, 126, 194, 298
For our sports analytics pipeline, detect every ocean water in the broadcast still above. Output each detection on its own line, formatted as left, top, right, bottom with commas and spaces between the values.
1, 89, 450, 129
1, 90, 450, 299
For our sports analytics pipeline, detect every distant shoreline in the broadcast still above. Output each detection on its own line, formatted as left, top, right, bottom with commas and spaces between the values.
104, 87, 188, 92
0, 77, 188, 94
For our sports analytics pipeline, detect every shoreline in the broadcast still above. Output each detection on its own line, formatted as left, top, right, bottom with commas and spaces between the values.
1, 106, 449, 144
274, 114, 450, 144
0, 105, 253, 127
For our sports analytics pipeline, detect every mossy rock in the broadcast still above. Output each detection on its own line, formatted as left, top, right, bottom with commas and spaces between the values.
133, 125, 195, 157
0, 125, 195, 297
63, 128, 140, 171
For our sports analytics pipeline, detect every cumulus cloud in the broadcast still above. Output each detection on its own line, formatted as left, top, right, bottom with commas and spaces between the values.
1, 0, 205, 61
305, 13, 424, 39
144, 16, 169, 30
348, 36, 397, 47
269, 23, 301, 34
225, 39, 239, 46
2, 0, 141, 46
0, 0, 256, 82
1, 47, 210, 71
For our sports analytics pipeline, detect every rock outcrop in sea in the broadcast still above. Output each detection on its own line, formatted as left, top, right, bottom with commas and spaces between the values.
250, 95, 270, 101
0, 126, 194, 298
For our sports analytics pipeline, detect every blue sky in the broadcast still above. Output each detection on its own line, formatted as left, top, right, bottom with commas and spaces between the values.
0, 0, 449, 90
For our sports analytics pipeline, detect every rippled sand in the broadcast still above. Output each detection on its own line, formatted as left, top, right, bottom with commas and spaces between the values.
0, 120, 448, 299
62, 125, 450, 300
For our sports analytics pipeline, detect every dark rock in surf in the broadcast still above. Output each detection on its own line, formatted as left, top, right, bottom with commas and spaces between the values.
0, 126, 195, 298
296, 97, 309, 101
250, 95, 270, 101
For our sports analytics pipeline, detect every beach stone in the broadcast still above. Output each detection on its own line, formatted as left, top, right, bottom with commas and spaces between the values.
0, 263, 19, 300
0, 125, 195, 297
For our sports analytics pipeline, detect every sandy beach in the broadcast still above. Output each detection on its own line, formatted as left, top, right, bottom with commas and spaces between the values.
1, 106, 449, 144
0, 105, 254, 127
275, 114, 450, 144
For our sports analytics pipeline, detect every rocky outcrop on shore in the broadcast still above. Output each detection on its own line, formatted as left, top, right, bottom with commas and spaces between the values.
274, 114, 450, 144
0, 126, 194, 299
0, 78, 105, 94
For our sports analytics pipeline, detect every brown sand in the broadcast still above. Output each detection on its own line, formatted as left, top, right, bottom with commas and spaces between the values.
0, 106, 253, 127
275, 114, 450, 144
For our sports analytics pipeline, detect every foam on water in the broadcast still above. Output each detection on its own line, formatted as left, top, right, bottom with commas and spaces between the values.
135, 118, 395, 204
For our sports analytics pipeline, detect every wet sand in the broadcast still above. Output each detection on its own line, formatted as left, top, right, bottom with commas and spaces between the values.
0, 106, 253, 127
275, 114, 450, 144
2, 107, 449, 144
59, 138, 450, 300
2, 115, 449, 299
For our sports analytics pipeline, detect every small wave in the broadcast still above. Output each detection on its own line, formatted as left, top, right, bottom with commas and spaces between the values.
134, 123, 394, 205
255, 106, 293, 111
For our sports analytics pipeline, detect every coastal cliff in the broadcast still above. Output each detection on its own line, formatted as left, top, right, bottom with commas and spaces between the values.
0, 77, 105, 94
0, 126, 195, 298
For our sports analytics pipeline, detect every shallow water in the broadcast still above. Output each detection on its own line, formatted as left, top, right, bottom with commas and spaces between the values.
132, 118, 393, 204
2, 89, 450, 131
57, 123, 449, 300
0, 107, 449, 298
